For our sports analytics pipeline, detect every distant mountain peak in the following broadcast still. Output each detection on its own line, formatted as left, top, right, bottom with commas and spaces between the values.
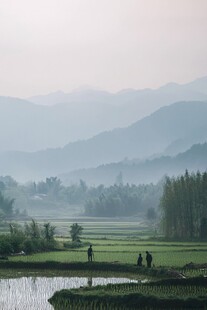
158, 82, 180, 91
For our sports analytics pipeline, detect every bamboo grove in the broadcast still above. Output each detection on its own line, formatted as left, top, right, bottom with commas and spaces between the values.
160, 170, 207, 240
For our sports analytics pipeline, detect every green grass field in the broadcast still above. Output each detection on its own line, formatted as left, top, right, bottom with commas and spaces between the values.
9, 241, 207, 268
2, 220, 207, 272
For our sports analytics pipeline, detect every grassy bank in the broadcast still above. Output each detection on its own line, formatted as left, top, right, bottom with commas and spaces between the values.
0, 261, 178, 278
49, 277, 207, 310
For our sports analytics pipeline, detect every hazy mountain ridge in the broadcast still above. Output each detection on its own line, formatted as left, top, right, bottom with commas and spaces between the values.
60, 142, 207, 186
0, 100, 207, 182
1, 76, 207, 153
0, 96, 118, 152
28, 76, 207, 129
28, 76, 207, 106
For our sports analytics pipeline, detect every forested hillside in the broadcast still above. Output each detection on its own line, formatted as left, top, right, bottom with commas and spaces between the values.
61, 143, 207, 186
0, 101, 207, 182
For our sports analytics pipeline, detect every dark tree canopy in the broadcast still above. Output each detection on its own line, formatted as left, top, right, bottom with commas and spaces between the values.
160, 170, 207, 240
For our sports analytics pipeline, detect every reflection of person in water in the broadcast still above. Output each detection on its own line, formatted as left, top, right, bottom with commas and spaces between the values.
87, 276, 92, 287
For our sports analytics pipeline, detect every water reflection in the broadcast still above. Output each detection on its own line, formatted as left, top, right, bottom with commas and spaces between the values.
0, 276, 138, 310
87, 276, 92, 287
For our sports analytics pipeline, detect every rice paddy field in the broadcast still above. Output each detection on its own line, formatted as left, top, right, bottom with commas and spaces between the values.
49, 278, 207, 310
1, 219, 207, 309
7, 240, 207, 271
7, 219, 207, 270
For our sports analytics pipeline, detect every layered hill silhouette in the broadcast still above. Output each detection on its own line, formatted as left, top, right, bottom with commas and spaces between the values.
1, 76, 207, 152
60, 143, 207, 186
0, 100, 207, 182
0, 96, 117, 152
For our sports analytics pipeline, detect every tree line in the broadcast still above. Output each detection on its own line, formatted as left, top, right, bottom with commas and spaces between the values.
84, 182, 162, 217
0, 175, 163, 218
160, 170, 207, 240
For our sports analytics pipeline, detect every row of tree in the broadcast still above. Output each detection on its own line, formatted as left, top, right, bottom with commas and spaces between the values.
0, 175, 163, 217
84, 183, 162, 217
27, 177, 88, 203
160, 170, 207, 240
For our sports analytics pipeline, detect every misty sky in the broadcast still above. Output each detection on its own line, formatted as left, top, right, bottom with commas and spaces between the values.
0, 0, 207, 98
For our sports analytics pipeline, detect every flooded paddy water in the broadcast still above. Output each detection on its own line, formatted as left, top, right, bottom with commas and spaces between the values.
0, 276, 139, 310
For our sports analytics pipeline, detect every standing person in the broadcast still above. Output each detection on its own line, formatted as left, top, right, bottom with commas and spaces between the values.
137, 253, 143, 266
146, 251, 152, 268
87, 245, 93, 262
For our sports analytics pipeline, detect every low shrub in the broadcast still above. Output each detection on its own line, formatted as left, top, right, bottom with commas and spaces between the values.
0, 235, 13, 255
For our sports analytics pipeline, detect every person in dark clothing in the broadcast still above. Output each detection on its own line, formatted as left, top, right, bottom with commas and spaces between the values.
146, 251, 152, 268
137, 253, 143, 266
87, 245, 93, 262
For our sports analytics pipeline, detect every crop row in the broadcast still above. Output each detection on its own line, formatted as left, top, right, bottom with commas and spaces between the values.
105, 283, 207, 297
